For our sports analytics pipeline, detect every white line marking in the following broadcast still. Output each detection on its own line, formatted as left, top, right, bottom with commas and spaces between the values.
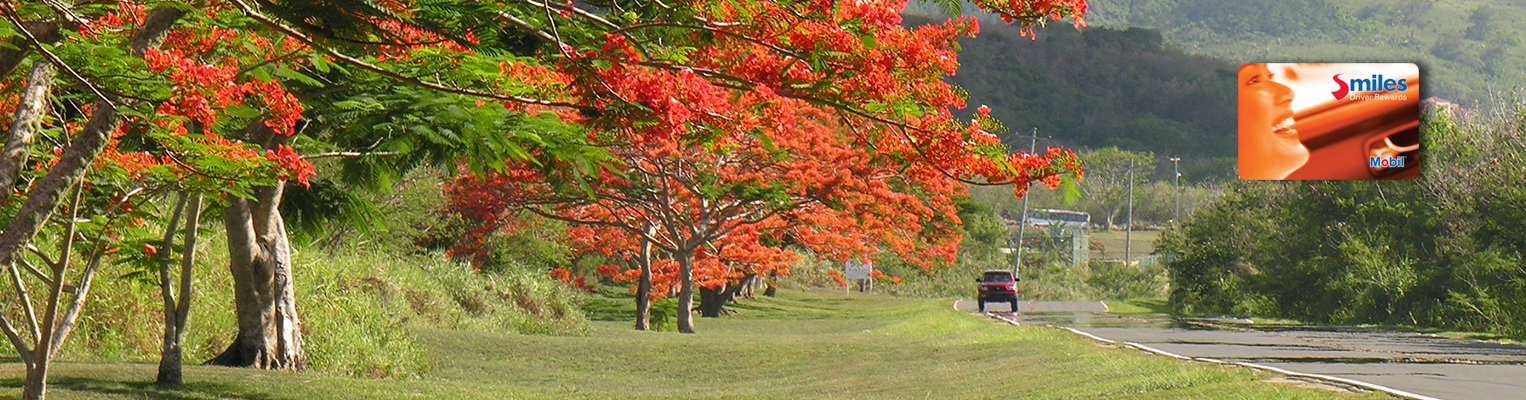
1059, 327, 1448, 400
1062, 327, 1116, 344
1124, 342, 1192, 360
1231, 361, 1445, 400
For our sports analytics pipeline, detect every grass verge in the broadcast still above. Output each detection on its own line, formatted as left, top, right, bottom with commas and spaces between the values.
3, 290, 1382, 399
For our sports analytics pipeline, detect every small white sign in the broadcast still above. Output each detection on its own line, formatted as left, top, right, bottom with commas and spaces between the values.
844, 259, 872, 280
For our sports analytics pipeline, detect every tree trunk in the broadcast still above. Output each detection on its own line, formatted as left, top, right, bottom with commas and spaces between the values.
158, 193, 201, 386
699, 286, 725, 318
155, 193, 188, 385
21, 366, 48, 400
698, 273, 755, 317
0, 61, 56, 194
675, 249, 695, 334
633, 236, 653, 331
205, 183, 306, 370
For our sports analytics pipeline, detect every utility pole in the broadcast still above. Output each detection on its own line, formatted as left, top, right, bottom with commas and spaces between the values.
1125, 157, 1134, 264
1170, 157, 1181, 225
1014, 128, 1037, 276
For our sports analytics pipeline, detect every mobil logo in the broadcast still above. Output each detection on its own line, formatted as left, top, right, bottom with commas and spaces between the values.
1330, 73, 1410, 100
1369, 156, 1406, 168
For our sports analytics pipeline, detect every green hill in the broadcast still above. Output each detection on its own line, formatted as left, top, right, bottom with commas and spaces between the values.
905, 0, 1524, 161
1082, 0, 1526, 105
904, 14, 1240, 159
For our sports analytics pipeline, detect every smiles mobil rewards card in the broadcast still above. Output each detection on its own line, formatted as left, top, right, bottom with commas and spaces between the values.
1238, 63, 1419, 180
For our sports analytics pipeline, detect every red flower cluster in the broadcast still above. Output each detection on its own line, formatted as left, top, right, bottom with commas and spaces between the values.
549, 268, 598, 292
264, 145, 315, 186
826, 270, 848, 288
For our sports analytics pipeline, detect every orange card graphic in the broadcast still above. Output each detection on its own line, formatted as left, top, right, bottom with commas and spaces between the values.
1238, 63, 1419, 180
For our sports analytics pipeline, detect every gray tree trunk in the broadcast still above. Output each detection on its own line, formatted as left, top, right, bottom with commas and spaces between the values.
699, 273, 754, 318
202, 116, 306, 370
157, 192, 202, 386
205, 183, 306, 370
634, 236, 653, 331
0, 61, 56, 194
675, 249, 695, 334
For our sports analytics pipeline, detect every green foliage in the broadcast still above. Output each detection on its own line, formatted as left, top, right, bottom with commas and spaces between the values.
455, 216, 574, 274
1164, 100, 1526, 337
1087, 260, 1170, 300
1076, 147, 1154, 230
954, 196, 1008, 257
280, 178, 385, 241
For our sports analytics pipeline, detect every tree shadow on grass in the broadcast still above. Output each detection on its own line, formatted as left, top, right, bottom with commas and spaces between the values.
0, 377, 277, 400
1128, 298, 1172, 314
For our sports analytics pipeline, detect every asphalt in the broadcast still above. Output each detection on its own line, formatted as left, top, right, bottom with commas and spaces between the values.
952, 300, 1526, 400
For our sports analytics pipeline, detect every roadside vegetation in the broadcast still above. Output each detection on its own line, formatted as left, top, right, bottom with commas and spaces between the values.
32, 171, 588, 379
1164, 100, 1526, 338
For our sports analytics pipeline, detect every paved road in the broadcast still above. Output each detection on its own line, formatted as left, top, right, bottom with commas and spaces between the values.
955, 300, 1526, 400
952, 300, 1108, 313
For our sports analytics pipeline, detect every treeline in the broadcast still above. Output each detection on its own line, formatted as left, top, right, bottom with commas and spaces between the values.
904, 13, 1240, 159
1162, 101, 1526, 336
966, 147, 1223, 230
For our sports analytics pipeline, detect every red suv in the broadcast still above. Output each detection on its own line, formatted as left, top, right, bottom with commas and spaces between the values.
975, 270, 1019, 313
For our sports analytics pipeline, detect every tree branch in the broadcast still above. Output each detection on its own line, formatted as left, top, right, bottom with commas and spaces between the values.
174, 192, 203, 329
228, 0, 588, 111
302, 151, 402, 160
0, 4, 116, 109
16, 258, 55, 288
0, 62, 57, 199
5, 255, 42, 348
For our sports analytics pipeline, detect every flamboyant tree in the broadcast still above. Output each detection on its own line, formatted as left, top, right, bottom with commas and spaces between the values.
448, 96, 1078, 333
0, 1, 312, 396
2, 0, 591, 379
1, 2, 330, 386
434, 0, 1088, 332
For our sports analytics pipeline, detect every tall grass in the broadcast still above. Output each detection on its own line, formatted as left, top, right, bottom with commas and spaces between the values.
55, 231, 587, 378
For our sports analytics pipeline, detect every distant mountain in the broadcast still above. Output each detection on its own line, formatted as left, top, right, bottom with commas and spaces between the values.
1082, 0, 1526, 106
904, 13, 1240, 159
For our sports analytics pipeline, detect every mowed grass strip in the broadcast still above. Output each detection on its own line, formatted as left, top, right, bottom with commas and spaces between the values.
1, 290, 1382, 399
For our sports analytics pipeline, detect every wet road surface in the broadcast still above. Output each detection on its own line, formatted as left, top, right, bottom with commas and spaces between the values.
952, 300, 1526, 400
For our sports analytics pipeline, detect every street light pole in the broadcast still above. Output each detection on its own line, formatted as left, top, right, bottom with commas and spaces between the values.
1170, 157, 1181, 225
1014, 128, 1037, 276
1125, 157, 1134, 264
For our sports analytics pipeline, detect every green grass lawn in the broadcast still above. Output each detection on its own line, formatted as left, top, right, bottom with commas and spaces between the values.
1, 290, 1382, 399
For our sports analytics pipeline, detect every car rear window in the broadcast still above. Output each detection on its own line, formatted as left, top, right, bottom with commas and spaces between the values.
982, 272, 1013, 282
